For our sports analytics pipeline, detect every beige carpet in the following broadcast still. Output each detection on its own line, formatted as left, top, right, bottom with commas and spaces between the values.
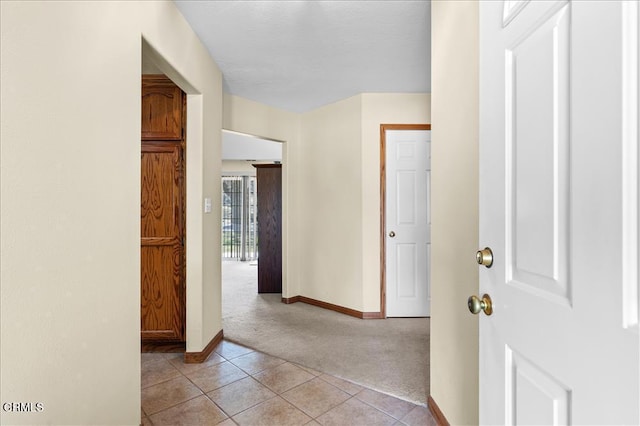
221, 260, 430, 405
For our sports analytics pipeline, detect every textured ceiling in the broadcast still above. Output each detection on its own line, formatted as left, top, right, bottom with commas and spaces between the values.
174, 0, 430, 113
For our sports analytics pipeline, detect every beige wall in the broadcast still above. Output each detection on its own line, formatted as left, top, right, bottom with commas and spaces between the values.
223, 93, 430, 313
430, 1, 479, 425
299, 96, 365, 307
0, 2, 222, 424
222, 160, 257, 175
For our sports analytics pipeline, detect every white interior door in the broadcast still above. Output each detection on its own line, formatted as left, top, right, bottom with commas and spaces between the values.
479, 1, 639, 424
386, 129, 431, 317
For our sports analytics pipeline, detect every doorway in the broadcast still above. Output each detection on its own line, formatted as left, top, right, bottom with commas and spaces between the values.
221, 130, 283, 317
380, 124, 432, 318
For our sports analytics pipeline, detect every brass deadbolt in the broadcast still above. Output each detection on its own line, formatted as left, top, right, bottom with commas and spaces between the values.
476, 247, 493, 268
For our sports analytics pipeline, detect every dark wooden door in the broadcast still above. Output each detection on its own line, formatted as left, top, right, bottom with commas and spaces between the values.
254, 164, 282, 293
141, 75, 185, 344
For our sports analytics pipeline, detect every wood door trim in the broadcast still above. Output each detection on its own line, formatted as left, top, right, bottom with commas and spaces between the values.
380, 124, 431, 318
184, 329, 224, 363
141, 341, 186, 353
281, 296, 301, 304
252, 164, 282, 168
427, 395, 450, 426
281, 296, 384, 319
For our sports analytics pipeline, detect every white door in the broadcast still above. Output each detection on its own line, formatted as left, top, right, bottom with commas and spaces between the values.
479, 1, 639, 424
385, 128, 431, 317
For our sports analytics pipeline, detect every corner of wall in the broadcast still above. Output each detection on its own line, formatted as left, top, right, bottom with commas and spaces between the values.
0, 2, 224, 424
430, 1, 480, 425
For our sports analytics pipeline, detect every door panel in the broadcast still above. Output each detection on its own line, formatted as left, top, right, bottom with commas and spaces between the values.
255, 164, 282, 293
507, 2, 570, 304
396, 243, 417, 298
141, 149, 183, 236
397, 171, 417, 224
506, 347, 571, 426
141, 243, 184, 340
621, 0, 640, 333
385, 128, 430, 317
479, 1, 639, 424
141, 76, 183, 141
141, 144, 185, 341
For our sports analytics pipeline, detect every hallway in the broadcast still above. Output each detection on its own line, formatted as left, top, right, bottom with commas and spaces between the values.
222, 260, 430, 405
141, 261, 434, 425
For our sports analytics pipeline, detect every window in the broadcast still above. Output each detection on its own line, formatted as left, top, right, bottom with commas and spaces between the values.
221, 176, 258, 260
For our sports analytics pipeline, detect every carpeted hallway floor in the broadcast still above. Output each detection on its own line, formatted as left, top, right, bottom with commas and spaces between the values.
222, 260, 430, 405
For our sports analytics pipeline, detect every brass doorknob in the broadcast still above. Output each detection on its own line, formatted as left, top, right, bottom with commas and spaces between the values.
468, 294, 493, 315
476, 247, 493, 268
389, 231, 396, 238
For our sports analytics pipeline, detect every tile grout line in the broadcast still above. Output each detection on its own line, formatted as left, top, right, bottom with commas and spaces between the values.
145, 352, 238, 423
143, 342, 427, 426
278, 374, 354, 420
192, 348, 298, 424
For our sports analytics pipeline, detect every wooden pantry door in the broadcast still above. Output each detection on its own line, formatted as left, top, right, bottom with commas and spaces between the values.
140, 75, 186, 345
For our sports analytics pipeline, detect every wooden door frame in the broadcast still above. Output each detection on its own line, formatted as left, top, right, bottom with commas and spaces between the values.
379, 123, 431, 318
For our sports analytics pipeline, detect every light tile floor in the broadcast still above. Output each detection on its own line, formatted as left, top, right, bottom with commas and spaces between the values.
142, 340, 437, 426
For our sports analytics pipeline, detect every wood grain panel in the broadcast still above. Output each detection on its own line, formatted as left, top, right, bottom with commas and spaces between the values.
141, 243, 184, 341
141, 145, 182, 238
140, 146, 185, 341
141, 75, 183, 141
141, 341, 186, 353
255, 164, 282, 293
141, 75, 186, 345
